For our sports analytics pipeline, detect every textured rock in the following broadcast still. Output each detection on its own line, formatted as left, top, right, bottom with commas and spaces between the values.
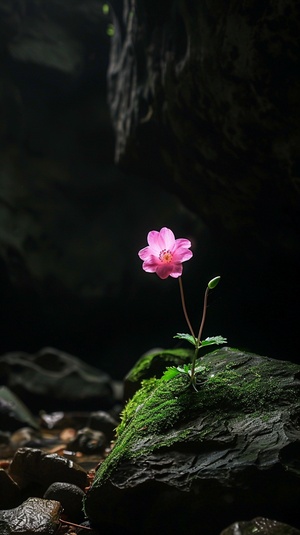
85, 348, 300, 534
221, 517, 300, 534
0, 347, 113, 411
9, 447, 87, 492
44, 482, 85, 523
0, 498, 61, 535
108, 0, 300, 256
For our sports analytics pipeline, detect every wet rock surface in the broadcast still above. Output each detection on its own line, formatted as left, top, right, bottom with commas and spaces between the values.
85, 348, 300, 534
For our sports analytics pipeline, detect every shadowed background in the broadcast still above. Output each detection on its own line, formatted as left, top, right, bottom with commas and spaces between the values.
0, 0, 299, 378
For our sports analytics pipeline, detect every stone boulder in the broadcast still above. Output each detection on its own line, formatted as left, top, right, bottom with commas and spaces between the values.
0, 347, 114, 411
84, 347, 300, 534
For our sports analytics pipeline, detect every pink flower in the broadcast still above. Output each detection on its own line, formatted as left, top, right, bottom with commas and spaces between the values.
138, 227, 193, 279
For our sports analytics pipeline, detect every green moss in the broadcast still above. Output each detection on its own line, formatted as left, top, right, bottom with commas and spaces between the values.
126, 348, 193, 383
91, 347, 300, 487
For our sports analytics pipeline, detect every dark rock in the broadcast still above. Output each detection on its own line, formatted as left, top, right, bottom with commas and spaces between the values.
0, 386, 39, 431
221, 517, 300, 534
87, 411, 119, 441
0, 498, 61, 535
67, 427, 106, 454
8, 447, 87, 492
44, 482, 85, 523
0, 469, 20, 509
9, 427, 53, 450
0, 347, 114, 411
40, 411, 92, 430
84, 348, 300, 534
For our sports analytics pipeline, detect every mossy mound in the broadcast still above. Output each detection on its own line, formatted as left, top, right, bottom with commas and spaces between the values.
123, 347, 193, 400
85, 348, 300, 534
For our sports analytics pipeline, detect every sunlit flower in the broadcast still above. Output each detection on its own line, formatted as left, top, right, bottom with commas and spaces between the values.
138, 227, 193, 279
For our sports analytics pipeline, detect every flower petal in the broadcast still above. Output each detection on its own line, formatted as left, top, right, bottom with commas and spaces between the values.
172, 248, 193, 263
158, 227, 175, 250
147, 231, 162, 253
173, 238, 192, 250
138, 246, 152, 260
169, 263, 183, 278
156, 263, 174, 279
142, 258, 159, 272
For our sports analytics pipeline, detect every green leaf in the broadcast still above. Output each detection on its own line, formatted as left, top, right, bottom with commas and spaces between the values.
174, 333, 197, 346
161, 366, 181, 381
201, 336, 227, 347
177, 363, 191, 374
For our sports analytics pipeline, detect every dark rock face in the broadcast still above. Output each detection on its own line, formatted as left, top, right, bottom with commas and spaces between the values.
105, 0, 300, 370
0, 0, 193, 374
108, 0, 300, 256
85, 348, 300, 534
0, 0, 299, 376
0, 347, 114, 411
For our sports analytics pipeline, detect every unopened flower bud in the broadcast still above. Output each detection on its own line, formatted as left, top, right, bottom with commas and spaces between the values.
208, 276, 221, 289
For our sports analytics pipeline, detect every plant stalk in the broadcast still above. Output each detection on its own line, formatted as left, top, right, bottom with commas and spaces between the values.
178, 277, 196, 340
190, 285, 209, 383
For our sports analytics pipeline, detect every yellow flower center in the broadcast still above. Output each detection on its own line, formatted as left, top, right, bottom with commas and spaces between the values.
159, 249, 173, 263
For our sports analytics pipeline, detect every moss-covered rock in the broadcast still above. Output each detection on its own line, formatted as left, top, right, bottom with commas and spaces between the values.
84, 348, 300, 534
123, 347, 193, 400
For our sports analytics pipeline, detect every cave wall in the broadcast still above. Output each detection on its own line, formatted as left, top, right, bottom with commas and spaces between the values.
0, 1, 299, 376
108, 0, 300, 254
0, 0, 199, 377
106, 0, 300, 363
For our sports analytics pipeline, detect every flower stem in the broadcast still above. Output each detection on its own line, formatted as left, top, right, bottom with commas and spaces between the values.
190, 285, 209, 384
197, 286, 209, 345
178, 277, 196, 340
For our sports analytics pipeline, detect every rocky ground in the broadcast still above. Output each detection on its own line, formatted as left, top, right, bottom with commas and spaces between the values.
1, 347, 300, 534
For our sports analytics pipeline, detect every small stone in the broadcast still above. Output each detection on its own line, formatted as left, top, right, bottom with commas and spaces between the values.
68, 427, 106, 454
88, 411, 119, 441
0, 497, 61, 534
44, 482, 85, 522
9, 447, 87, 492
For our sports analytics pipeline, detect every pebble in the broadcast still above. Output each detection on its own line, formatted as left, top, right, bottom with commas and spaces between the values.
44, 481, 85, 522
67, 427, 106, 454
88, 411, 119, 441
